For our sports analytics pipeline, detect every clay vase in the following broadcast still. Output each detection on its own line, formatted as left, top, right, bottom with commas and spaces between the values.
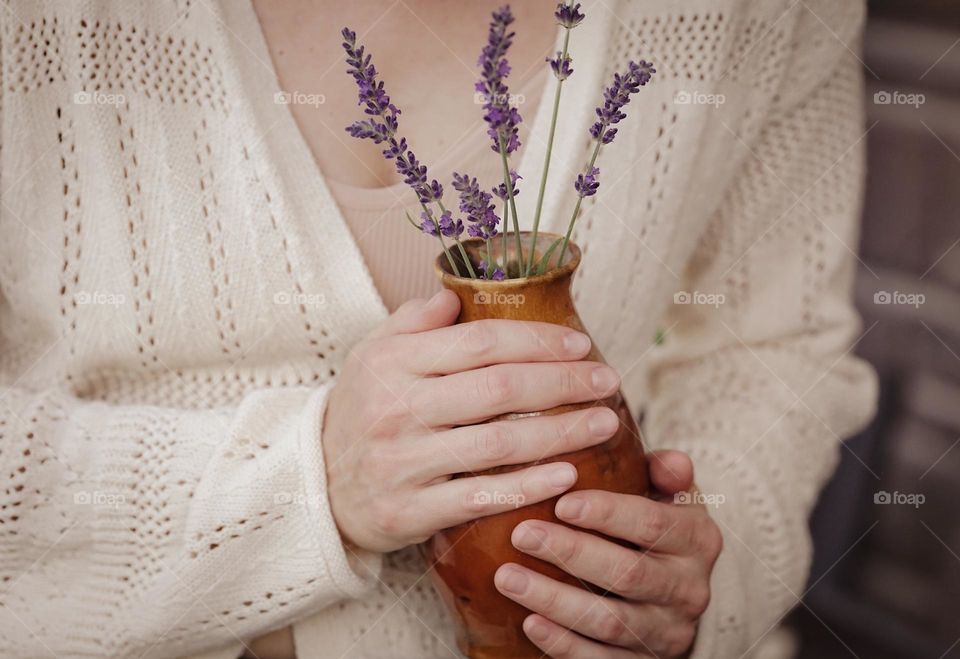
422, 232, 649, 659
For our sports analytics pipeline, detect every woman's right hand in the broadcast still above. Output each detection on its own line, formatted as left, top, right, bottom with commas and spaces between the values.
322, 289, 622, 554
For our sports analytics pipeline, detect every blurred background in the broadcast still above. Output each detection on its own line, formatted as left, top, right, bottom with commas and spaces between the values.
788, 1, 960, 657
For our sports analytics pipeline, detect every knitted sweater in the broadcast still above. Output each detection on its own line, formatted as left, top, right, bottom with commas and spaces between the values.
0, 0, 877, 657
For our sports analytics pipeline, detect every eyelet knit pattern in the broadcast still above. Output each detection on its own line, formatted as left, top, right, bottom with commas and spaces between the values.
0, 1, 876, 658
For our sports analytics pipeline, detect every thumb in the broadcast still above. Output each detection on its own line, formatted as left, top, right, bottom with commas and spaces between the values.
648, 450, 695, 496
371, 289, 460, 338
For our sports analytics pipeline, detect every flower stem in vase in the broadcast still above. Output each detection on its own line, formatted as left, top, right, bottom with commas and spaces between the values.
526, 1, 582, 276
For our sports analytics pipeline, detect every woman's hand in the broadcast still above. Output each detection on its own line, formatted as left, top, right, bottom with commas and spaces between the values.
494, 450, 723, 658
323, 289, 623, 554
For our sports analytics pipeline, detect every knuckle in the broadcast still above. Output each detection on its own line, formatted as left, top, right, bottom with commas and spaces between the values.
475, 424, 515, 463
558, 366, 579, 398
545, 628, 575, 657
699, 520, 725, 561
682, 581, 712, 617
552, 417, 577, 452
593, 606, 628, 643
461, 320, 498, 357
480, 366, 514, 407
537, 582, 562, 615
370, 496, 403, 538
663, 623, 697, 657
554, 534, 582, 566
619, 558, 647, 595
638, 508, 671, 543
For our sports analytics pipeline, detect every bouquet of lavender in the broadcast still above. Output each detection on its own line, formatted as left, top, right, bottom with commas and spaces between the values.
341, 2, 654, 280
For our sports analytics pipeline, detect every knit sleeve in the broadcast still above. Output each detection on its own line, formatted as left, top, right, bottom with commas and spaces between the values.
643, 37, 878, 658
0, 381, 382, 658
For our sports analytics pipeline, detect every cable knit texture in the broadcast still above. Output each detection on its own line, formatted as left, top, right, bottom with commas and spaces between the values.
0, 0, 876, 657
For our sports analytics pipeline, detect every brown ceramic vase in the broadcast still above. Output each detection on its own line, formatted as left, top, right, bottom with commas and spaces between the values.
422, 232, 649, 658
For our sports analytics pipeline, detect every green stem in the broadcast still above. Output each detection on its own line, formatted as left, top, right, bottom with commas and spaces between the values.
558, 136, 604, 265
500, 199, 510, 276
437, 201, 478, 279
484, 238, 493, 279
420, 202, 462, 277
497, 134, 523, 276
526, 27, 572, 276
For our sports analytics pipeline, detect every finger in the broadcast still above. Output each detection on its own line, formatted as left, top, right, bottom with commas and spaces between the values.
522, 615, 644, 659
555, 490, 695, 555
370, 289, 459, 338
494, 563, 663, 653
405, 408, 619, 481
395, 319, 592, 375
648, 450, 694, 496
414, 462, 578, 531
412, 361, 620, 425
510, 520, 676, 604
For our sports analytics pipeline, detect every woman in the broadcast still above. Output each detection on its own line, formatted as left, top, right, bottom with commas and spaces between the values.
0, 0, 876, 657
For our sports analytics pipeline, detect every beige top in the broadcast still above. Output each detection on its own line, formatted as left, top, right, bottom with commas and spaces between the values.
327, 73, 547, 312
0, 1, 878, 658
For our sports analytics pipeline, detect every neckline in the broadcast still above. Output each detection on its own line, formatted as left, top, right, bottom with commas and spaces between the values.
218, 0, 611, 306
324, 68, 551, 210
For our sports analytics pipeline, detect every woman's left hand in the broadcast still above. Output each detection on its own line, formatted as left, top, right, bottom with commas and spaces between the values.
494, 450, 723, 658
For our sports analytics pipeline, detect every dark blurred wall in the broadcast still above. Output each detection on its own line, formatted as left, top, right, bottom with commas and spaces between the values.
795, 2, 960, 658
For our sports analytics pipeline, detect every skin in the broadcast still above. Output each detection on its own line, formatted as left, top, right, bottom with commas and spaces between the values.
245, 2, 723, 657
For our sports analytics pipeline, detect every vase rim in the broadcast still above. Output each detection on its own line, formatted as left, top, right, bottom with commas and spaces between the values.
434, 231, 581, 289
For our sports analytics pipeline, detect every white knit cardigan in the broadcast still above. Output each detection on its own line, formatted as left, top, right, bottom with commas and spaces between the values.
0, 0, 877, 657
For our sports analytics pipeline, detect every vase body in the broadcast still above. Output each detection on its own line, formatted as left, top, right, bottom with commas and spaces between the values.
422, 232, 649, 659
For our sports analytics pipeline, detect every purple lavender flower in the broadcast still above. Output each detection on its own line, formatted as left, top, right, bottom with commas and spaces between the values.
478, 261, 506, 280
453, 172, 500, 239
493, 170, 521, 201
420, 210, 464, 238
574, 167, 600, 197
555, 2, 585, 28
589, 60, 656, 145
341, 28, 444, 204
477, 6, 522, 154
547, 52, 574, 81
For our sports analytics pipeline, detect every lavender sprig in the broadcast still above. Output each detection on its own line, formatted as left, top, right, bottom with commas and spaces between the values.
341, 28, 477, 278
525, 1, 585, 276
453, 173, 503, 278
478, 6, 525, 275
558, 59, 655, 264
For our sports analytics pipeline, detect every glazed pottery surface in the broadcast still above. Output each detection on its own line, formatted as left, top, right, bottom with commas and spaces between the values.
422, 233, 650, 659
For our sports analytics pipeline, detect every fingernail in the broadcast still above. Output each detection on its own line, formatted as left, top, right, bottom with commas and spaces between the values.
563, 331, 591, 355
591, 366, 619, 393
556, 496, 585, 520
525, 617, 550, 642
496, 566, 529, 595
513, 523, 547, 551
547, 464, 577, 489
588, 408, 618, 437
